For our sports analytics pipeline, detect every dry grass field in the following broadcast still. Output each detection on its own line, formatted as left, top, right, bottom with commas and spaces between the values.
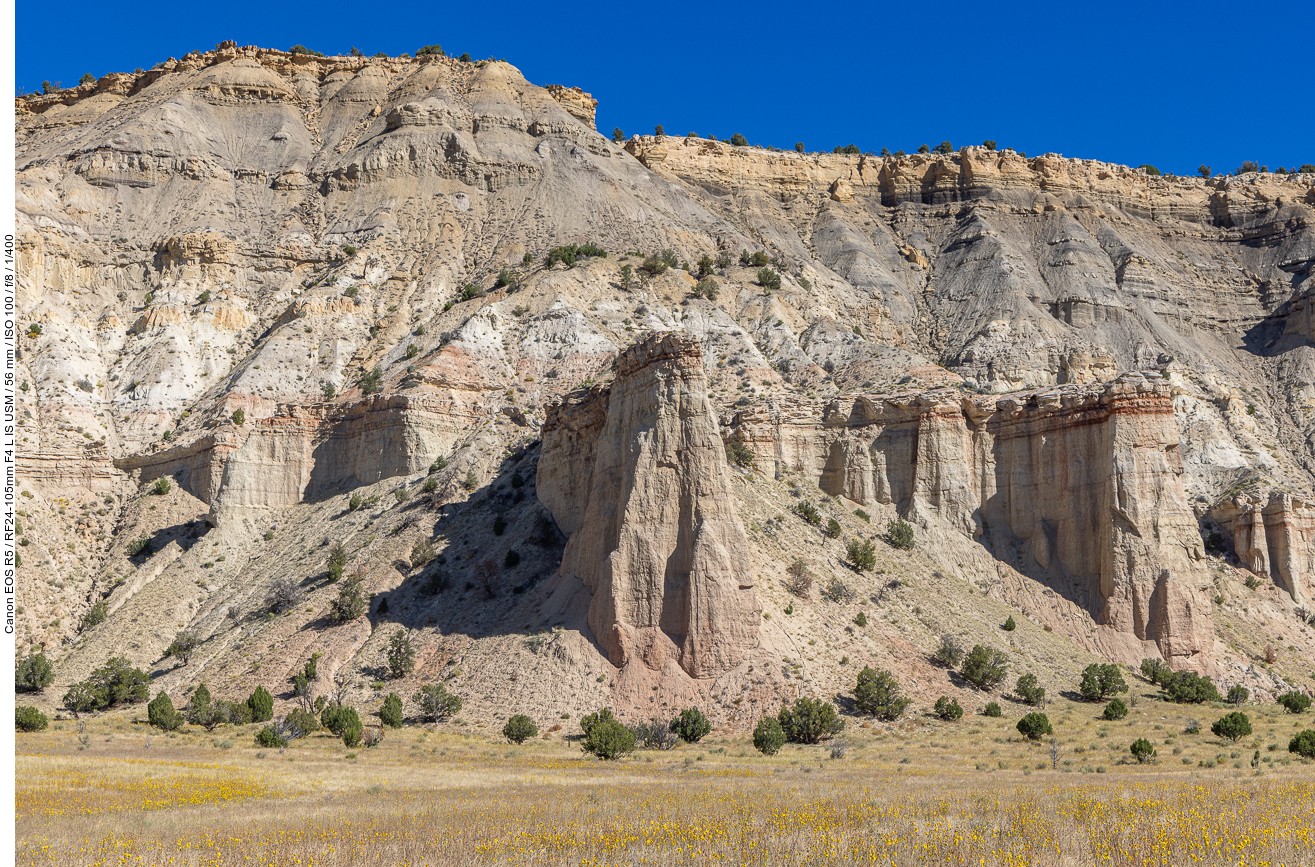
16, 691, 1315, 867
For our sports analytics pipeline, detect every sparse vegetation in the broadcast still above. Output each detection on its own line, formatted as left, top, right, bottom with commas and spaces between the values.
413, 684, 462, 722
933, 635, 965, 668
387, 630, 415, 679
725, 439, 754, 468
934, 697, 963, 721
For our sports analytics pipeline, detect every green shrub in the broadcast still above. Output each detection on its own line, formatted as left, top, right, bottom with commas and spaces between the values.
933, 635, 964, 668
86, 657, 149, 708
62, 681, 106, 718
247, 686, 274, 722
15, 653, 54, 693
934, 141, 954, 154
166, 629, 200, 665
1017, 713, 1053, 741
231, 409, 245, 425
832, 144, 861, 155
126, 533, 152, 557
692, 276, 720, 301
498, 713, 537, 744
1015, 673, 1045, 706
778, 698, 843, 744
725, 439, 754, 468
1227, 685, 1250, 706
854, 667, 910, 721
1130, 738, 1156, 763
415, 44, 443, 56
983, 702, 1002, 718
1140, 658, 1170, 684
153, 476, 172, 495
669, 707, 712, 743
255, 725, 287, 748
359, 366, 383, 395
1140, 164, 1161, 176
756, 268, 781, 291
1079, 663, 1128, 701
886, 519, 914, 550
846, 538, 876, 571
1212, 711, 1252, 742
581, 708, 635, 759
379, 693, 404, 728
1001, 616, 1016, 632
16, 706, 48, 731
753, 717, 786, 755
147, 692, 184, 731
961, 645, 1009, 691
330, 571, 367, 621
934, 696, 963, 721
853, 611, 867, 627
79, 73, 96, 85
80, 601, 108, 632
795, 142, 805, 152
410, 539, 435, 570
917, 144, 931, 154
1278, 692, 1311, 713
1102, 698, 1129, 720
186, 684, 219, 731
413, 684, 462, 722
611, 127, 626, 143
504, 550, 520, 569
1163, 671, 1220, 704
1290, 730, 1315, 758
824, 518, 842, 539
387, 629, 415, 679
321, 704, 362, 746
793, 502, 821, 525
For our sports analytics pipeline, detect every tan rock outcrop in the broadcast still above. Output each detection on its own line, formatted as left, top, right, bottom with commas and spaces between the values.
732, 372, 1212, 662
539, 333, 760, 679
1209, 492, 1313, 604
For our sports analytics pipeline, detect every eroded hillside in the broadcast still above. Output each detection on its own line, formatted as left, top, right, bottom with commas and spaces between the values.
14, 43, 1315, 724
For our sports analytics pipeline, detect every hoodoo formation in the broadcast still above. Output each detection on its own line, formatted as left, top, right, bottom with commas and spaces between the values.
14, 43, 1315, 721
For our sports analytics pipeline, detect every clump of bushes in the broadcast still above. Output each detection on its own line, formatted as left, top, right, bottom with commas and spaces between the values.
983, 702, 1002, 718
853, 667, 910, 720
63, 657, 150, 717
379, 693, 404, 728
724, 439, 754, 468
1102, 698, 1129, 720
413, 684, 462, 722
1162, 671, 1220, 704
669, 707, 712, 743
1017, 712, 1053, 741
147, 692, 184, 731
934, 696, 963, 721
545, 242, 607, 268
1079, 663, 1128, 701
1211, 711, 1252, 742
756, 268, 781, 292
1130, 738, 1156, 763
503, 714, 538, 744
1139, 657, 1170, 684
960, 645, 1009, 690
581, 708, 635, 760
846, 538, 876, 571
778, 698, 843, 744
1015, 673, 1045, 706
753, 717, 786, 755
15, 653, 54, 693
16, 706, 48, 732
793, 501, 821, 525
885, 519, 914, 550
1278, 691, 1311, 714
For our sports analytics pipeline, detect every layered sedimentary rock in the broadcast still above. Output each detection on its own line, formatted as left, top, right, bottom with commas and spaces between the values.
114, 390, 483, 525
1209, 493, 1313, 604
731, 372, 1212, 660
539, 333, 760, 678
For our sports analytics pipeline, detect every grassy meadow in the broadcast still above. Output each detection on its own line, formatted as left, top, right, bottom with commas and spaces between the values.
16, 687, 1315, 867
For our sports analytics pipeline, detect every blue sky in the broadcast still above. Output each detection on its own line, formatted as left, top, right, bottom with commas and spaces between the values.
17, 0, 1315, 175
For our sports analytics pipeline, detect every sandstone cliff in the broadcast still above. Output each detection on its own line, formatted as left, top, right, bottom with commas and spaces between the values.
14, 44, 1315, 718
731, 373, 1212, 662
539, 333, 760, 679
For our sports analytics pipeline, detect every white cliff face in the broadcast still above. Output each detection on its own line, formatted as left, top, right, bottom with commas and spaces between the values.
540, 333, 760, 680
13, 44, 1315, 703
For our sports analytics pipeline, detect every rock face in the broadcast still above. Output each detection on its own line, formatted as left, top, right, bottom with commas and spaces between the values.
540, 333, 760, 678
1209, 493, 1313, 604
731, 372, 1212, 661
